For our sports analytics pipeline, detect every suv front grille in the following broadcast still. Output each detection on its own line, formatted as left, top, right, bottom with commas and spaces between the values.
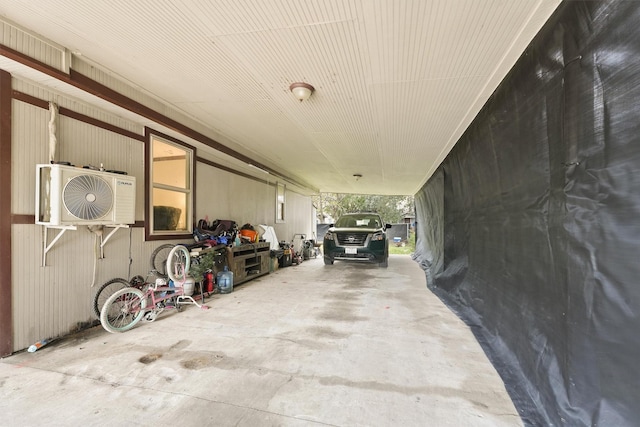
336, 232, 368, 246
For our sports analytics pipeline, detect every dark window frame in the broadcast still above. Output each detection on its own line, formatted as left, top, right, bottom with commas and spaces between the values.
144, 128, 195, 241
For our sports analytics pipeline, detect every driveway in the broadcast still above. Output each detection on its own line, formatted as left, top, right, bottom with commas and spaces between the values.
0, 255, 521, 426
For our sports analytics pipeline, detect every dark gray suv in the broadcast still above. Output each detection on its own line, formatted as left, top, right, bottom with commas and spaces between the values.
323, 213, 391, 267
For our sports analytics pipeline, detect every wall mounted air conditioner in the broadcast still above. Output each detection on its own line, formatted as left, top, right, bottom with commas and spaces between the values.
36, 164, 136, 226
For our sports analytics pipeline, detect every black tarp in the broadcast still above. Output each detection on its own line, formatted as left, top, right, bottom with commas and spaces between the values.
413, 1, 640, 425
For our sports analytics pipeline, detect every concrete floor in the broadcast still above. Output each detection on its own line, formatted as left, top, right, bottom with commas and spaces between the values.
0, 255, 522, 427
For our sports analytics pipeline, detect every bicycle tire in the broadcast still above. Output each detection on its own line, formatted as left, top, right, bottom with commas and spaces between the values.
92, 278, 130, 318
167, 245, 190, 283
150, 244, 175, 278
100, 287, 147, 333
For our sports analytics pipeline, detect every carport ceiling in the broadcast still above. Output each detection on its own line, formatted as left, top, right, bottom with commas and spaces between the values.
0, 0, 561, 195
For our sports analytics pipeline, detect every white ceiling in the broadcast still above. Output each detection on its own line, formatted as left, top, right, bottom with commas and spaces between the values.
0, 0, 562, 195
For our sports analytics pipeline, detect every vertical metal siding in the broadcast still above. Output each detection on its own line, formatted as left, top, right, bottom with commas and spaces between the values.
12, 79, 146, 220
11, 101, 48, 214
71, 57, 215, 145
196, 164, 313, 242
10, 77, 314, 352
0, 19, 67, 72
10, 79, 148, 351
5, 23, 318, 351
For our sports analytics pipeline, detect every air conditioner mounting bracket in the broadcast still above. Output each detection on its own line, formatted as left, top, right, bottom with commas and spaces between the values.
42, 225, 77, 266
42, 224, 131, 265
99, 224, 129, 258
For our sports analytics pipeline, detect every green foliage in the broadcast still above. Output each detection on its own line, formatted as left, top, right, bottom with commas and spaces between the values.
189, 251, 216, 282
388, 230, 416, 255
314, 193, 414, 224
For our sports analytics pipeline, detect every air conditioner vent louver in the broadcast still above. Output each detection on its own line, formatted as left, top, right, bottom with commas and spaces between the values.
63, 174, 113, 220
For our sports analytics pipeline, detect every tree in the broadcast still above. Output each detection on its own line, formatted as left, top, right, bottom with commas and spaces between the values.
313, 193, 413, 224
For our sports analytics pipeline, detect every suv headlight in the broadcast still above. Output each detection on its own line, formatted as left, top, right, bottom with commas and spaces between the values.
324, 231, 334, 241
371, 232, 385, 241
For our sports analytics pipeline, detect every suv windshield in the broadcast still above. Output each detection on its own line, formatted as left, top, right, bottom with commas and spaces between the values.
334, 214, 382, 229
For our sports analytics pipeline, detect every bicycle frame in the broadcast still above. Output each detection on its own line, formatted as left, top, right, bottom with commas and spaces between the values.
99, 247, 209, 333
154, 277, 201, 304
139, 279, 185, 322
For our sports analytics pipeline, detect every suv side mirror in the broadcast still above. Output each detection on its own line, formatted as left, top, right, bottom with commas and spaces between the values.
385, 224, 392, 230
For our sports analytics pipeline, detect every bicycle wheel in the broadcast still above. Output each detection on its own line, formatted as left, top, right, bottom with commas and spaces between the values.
150, 244, 175, 278
93, 278, 130, 318
100, 287, 147, 333
166, 245, 190, 283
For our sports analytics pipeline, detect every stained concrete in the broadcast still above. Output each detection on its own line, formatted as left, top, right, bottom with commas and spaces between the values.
0, 255, 522, 426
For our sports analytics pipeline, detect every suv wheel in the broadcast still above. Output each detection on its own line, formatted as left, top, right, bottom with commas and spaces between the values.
379, 246, 389, 268
324, 256, 334, 265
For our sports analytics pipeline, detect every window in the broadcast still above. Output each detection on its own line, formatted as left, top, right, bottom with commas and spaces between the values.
146, 131, 194, 238
276, 182, 285, 223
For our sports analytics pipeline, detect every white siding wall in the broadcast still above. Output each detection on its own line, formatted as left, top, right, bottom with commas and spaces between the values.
10, 78, 313, 352
195, 164, 314, 243
10, 81, 147, 351
277, 190, 315, 243
4, 19, 313, 352
11, 101, 48, 214
72, 56, 235, 152
0, 20, 67, 72
11, 80, 146, 219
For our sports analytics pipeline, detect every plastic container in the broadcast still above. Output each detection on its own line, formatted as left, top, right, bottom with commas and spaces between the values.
280, 249, 292, 267
217, 266, 234, 294
28, 339, 50, 353
181, 277, 195, 296
170, 277, 194, 296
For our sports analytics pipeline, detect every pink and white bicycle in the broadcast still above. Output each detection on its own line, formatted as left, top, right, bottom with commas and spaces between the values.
100, 245, 208, 333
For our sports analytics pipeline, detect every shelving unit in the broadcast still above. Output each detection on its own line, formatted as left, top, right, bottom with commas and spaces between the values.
227, 242, 271, 285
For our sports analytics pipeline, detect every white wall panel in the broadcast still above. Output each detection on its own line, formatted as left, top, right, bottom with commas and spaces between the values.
11, 225, 164, 351
196, 164, 274, 224
275, 190, 315, 244
12, 80, 146, 220
0, 19, 67, 71
72, 57, 220, 145
10, 79, 149, 351
196, 163, 313, 243
71, 56, 279, 177
11, 101, 48, 214
10, 76, 314, 352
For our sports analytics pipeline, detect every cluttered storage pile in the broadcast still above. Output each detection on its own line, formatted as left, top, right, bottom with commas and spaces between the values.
193, 219, 281, 249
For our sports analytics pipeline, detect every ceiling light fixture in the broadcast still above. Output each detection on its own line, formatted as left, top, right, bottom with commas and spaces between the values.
353, 173, 362, 181
289, 82, 315, 101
